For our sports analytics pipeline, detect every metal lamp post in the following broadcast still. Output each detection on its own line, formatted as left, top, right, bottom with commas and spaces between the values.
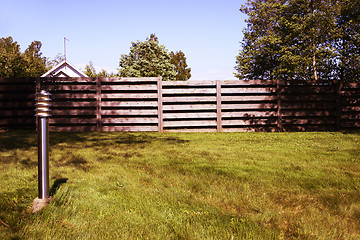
32, 90, 52, 212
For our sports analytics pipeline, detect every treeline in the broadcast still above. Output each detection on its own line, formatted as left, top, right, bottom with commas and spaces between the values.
235, 0, 360, 83
0, 37, 49, 77
0, 34, 191, 81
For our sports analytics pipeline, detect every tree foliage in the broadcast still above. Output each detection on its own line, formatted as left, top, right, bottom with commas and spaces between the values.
0, 37, 24, 77
235, 0, 360, 83
118, 34, 177, 81
0, 36, 47, 77
22, 41, 48, 77
84, 62, 116, 77
170, 51, 191, 81
46, 53, 65, 70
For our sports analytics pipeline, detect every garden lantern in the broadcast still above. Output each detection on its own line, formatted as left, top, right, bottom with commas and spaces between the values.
32, 90, 52, 212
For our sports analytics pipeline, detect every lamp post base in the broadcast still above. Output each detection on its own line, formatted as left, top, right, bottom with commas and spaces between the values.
32, 197, 52, 213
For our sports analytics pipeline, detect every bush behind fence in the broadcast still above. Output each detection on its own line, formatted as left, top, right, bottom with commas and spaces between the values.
0, 77, 359, 132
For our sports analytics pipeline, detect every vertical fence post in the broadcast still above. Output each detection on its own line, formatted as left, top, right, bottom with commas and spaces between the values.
157, 77, 163, 132
216, 80, 222, 132
336, 80, 343, 131
276, 79, 284, 132
33, 90, 52, 212
96, 77, 102, 132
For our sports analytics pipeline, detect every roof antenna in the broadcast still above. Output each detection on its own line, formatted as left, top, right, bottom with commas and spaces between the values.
64, 37, 69, 62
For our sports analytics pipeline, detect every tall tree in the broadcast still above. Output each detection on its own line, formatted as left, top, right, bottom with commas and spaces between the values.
235, 0, 284, 80
0, 37, 24, 77
118, 34, 176, 81
0, 36, 47, 77
235, 0, 360, 83
22, 41, 47, 77
170, 51, 191, 81
335, 0, 360, 83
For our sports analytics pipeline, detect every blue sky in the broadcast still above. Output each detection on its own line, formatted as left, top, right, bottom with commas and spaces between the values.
0, 0, 248, 80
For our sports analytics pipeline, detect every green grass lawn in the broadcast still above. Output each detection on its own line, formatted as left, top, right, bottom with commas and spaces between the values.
0, 131, 359, 239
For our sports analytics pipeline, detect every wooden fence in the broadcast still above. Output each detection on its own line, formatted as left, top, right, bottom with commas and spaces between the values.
0, 77, 359, 132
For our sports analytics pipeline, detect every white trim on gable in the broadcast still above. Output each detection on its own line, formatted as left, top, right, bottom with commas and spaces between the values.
41, 60, 88, 77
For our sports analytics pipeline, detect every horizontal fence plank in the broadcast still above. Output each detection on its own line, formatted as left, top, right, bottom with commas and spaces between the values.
162, 81, 216, 86
222, 111, 277, 118
50, 118, 97, 124
49, 126, 97, 132
51, 109, 96, 115
163, 96, 217, 102
0, 77, 37, 83
163, 120, 217, 127
282, 119, 336, 125
281, 102, 337, 109
40, 77, 95, 83
222, 80, 277, 85
221, 87, 276, 94
47, 85, 97, 91
102, 118, 158, 124
162, 88, 216, 94
101, 101, 158, 107
100, 77, 159, 82
101, 109, 158, 115
282, 86, 336, 93
281, 110, 336, 117
101, 85, 157, 91
221, 127, 278, 132
0, 102, 35, 108
101, 126, 158, 131
280, 94, 337, 101
222, 103, 277, 110
1, 109, 35, 117
0, 85, 35, 91
163, 112, 217, 119
222, 95, 276, 101
51, 93, 96, 99
163, 104, 216, 111
0, 118, 35, 125
0, 93, 35, 100
101, 93, 157, 99
51, 101, 97, 107
164, 128, 217, 132
222, 119, 277, 125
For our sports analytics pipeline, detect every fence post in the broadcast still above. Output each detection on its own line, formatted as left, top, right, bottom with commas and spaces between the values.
276, 79, 284, 132
96, 77, 102, 132
157, 77, 163, 132
336, 80, 343, 131
216, 80, 222, 132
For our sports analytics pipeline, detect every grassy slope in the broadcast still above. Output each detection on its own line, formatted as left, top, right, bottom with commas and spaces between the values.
0, 131, 359, 239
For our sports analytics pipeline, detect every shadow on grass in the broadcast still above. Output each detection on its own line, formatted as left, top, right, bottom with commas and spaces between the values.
49, 132, 190, 149
0, 131, 190, 170
0, 130, 37, 152
50, 178, 69, 197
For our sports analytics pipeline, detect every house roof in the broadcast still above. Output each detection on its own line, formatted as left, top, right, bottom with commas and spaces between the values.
41, 60, 88, 77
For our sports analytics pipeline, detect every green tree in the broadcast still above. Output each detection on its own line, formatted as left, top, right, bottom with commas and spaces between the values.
22, 41, 47, 77
235, 0, 283, 80
118, 34, 176, 81
335, 0, 360, 83
0, 36, 47, 77
235, 0, 360, 83
0, 37, 24, 77
170, 51, 191, 80
84, 61, 116, 77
